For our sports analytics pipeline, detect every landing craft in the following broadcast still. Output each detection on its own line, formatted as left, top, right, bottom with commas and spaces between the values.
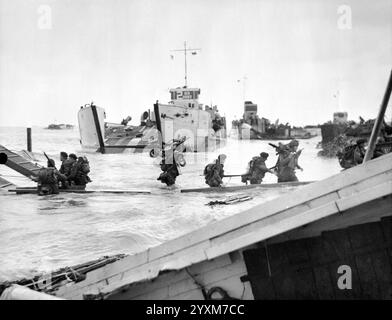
77, 42, 227, 156
77, 87, 227, 156
231, 101, 318, 140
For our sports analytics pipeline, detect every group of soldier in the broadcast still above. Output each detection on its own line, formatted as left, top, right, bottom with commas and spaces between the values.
33, 151, 91, 195
203, 139, 303, 188
337, 137, 390, 169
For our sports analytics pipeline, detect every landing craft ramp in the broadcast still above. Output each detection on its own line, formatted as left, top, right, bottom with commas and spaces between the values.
0, 176, 15, 189
0, 144, 42, 179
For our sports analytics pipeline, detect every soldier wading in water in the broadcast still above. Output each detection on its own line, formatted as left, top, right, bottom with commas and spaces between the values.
32, 158, 59, 196
241, 152, 275, 184
32, 153, 91, 195
157, 137, 186, 186
204, 154, 226, 187
273, 139, 303, 183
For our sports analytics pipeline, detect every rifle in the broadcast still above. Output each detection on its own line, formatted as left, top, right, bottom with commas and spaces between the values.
200, 173, 245, 178
268, 143, 279, 149
223, 174, 246, 178
43, 152, 57, 170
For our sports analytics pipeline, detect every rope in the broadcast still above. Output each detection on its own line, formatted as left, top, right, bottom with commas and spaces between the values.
264, 241, 272, 277
185, 268, 207, 299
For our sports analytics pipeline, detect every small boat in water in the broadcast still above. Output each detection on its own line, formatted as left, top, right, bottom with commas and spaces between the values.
230, 101, 318, 140
46, 124, 74, 130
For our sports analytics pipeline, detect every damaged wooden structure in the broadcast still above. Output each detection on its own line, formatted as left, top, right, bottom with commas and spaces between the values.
3, 152, 390, 300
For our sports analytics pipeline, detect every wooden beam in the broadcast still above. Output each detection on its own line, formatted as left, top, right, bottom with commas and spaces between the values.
180, 181, 315, 193
364, 69, 392, 162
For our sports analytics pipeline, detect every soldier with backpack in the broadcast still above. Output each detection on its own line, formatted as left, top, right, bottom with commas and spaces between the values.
157, 137, 187, 186
33, 158, 60, 196
271, 140, 303, 183
241, 152, 274, 184
68, 156, 91, 187
204, 154, 226, 187
337, 138, 366, 169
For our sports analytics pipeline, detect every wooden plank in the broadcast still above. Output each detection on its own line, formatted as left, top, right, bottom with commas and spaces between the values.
82, 240, 211, 299
167, 288, 205, 300
246, 275, 276, 299
313, 266, 336, 299
292, 267, 318, 299
280, 239, 317, 299
127, 286, 170, 300
107, 254, 248, 300
168, 278, 200, 298
265, 242, 288, 278
9, 189, 151, 195
371, 251, 392, 299
61, 250, 232, 301
269, 195, 392, 244
347, 222, 384, 251
180, 181, 314, 193
336, 181, 392, 212
54, 251, 149, 299
83, 251, 149, 285
172, 258, 250, 299
110, 255, 233, 300
337, 171, 392, 198
306, 236, 337, 265
273, 272, 296, 299
380, 216, 392, 246
205, 202, 339, 260
355, 253, 381, 299
242, 248, 270, 278
285, 238, 310, 266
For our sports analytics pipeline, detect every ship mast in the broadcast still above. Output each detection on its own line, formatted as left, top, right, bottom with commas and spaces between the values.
171, 41, 201, 88
237, 75, 248, 102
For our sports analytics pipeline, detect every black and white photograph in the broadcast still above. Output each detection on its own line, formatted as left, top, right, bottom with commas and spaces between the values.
0, 0, 391, 304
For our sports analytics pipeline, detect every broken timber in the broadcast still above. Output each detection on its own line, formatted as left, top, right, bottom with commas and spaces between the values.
0, 144, 42, 179
206, 194, 253, 206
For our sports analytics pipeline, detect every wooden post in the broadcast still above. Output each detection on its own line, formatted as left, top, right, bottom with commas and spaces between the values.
26, 127, 32, 152
363, 69, 392, 162
154, 102, 164, 162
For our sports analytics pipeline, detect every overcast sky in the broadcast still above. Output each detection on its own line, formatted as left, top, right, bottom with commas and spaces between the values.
0, 0, 391, 127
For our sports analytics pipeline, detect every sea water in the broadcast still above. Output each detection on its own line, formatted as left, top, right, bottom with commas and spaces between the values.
0, 127, 341, 281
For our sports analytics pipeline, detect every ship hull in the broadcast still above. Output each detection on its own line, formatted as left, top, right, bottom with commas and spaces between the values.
78, 104, 225, 154
154, 102, 226, 153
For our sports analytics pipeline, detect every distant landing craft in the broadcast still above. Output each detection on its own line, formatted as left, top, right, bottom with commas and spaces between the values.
230, 101, 318, 140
